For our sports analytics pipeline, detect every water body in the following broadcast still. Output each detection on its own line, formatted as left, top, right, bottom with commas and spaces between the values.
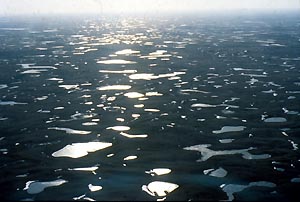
0, 12, 300, 201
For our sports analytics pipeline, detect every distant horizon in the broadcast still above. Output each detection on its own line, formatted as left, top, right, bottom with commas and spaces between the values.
1, 8, 300, 18
0, 0, 300, 16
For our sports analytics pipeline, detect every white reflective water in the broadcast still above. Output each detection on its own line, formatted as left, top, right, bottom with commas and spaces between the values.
68, 166, 99, 172
145, 168, 172, 176
213, 126, 246, 134
106, 126, 130, 131
0, 101, 27, 105
24, 179, 67, 194
97, 85, 132, 91
204, 167, 228, 178
142, 181, 179, 198
97, 59, 136, 64
124, 92, 144, 98
115, 49, 140, 55
52, 142, 112, 158
88, 184, 102, 192
184, 144, 271, 162
264, 117, 287, 123
99, 70, 137, 74
48, 127, 91, 135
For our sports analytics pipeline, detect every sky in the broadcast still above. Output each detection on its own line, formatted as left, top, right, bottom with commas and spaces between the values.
0, 0, 299, 16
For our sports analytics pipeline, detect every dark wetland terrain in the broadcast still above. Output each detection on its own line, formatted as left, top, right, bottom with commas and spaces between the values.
0, 12, 300, 201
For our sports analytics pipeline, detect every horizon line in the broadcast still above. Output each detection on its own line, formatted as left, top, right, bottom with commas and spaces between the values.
1, 8, 300, 17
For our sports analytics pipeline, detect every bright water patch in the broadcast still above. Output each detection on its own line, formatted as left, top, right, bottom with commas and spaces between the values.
52, 142, 112, 158
48, 127, 91, 135
128, 73, 154, 80
128, 72, 185, 80
21, 65, 57, 69
213, 126, 246, 134
145, 168, 172, 176
142, 181, 179, 199
144, 108, 160, 112
99, 70, 137, 74
35, 96, 48, 101
19, 64, 57, 74
88, 184, 102, 192
221, 181, 276, 201
21, 69, 48, 74
106, 126, 130, 131
115, 49, 140, 55
0, 84, 8, 89
0, 101, 27, 105
264, 117, 287, 123
134, 104, 144, 108
191, 103, 217, 108
124, 92, 144, 98
233, 68, 263, 72
48, 77, 63, 81
145, 92, 163, 96
97, 85, 132, 91
183, 144, 271, 162
219, 139, 235, 144
97, 59, 136, 64
203, 167, 228, 178
82, 122, 98, 126
24, 179, 67, 194
180, 89, 210, 94
119, 132, 148, 138
124, 155, 138, 161
68, 166, 99, 172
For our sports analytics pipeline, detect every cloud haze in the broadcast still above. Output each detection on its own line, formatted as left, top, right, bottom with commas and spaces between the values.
0, 0, 299, 16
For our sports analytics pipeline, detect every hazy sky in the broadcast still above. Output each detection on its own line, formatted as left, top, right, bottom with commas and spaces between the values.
0, 0, 299, 15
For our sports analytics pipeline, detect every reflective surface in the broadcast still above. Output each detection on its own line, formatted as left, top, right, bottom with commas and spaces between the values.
0, 12, 300, 201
